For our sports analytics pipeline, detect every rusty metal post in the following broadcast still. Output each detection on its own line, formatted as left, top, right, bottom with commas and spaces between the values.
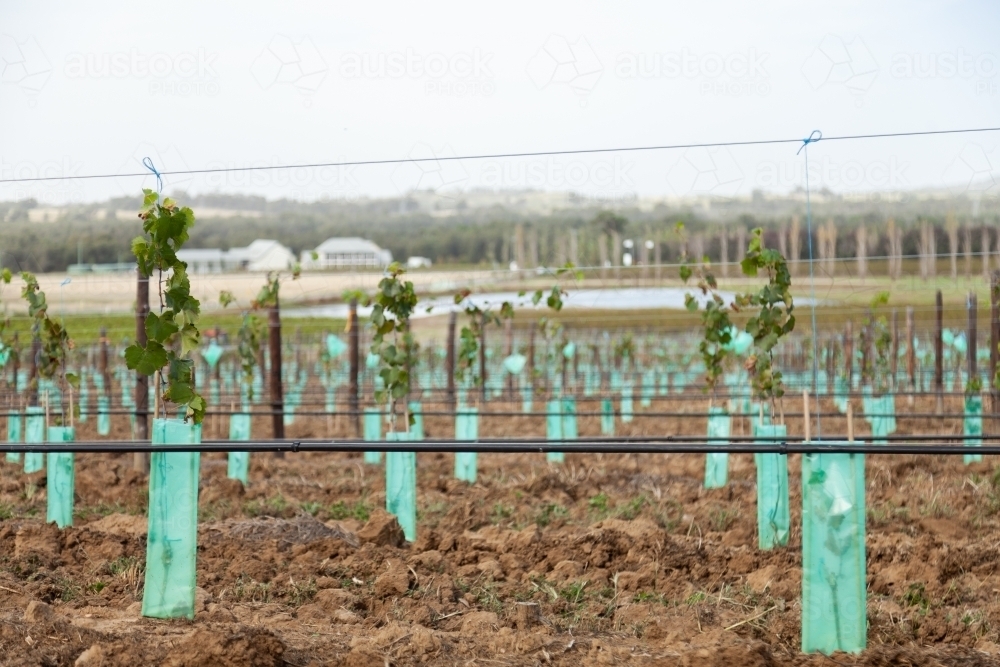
348, 299, 360, 436
268, 294, 285, 446
134, 273, 150, 472
935, 290, 944, 414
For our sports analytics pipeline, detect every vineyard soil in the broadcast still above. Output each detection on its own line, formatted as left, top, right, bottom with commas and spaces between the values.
2, 397, 1000, 666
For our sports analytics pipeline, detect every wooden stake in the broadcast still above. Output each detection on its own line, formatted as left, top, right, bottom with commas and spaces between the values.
135, 269, 150, 473
846, 402, 854, 442
348, 298, 360, 437
803, 390, 811, 442
935, 290, 944, 415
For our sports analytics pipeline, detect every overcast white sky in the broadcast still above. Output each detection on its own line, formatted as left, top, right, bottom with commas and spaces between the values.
1, 0, 999, 206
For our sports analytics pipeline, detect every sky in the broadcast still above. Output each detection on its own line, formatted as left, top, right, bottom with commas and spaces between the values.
1, 0, 999, 207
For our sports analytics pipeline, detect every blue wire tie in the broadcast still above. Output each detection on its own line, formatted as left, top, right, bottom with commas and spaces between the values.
797, 129, 822, 155
142, 156, 163, 193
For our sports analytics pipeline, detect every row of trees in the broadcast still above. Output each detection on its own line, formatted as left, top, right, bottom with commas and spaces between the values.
2, 195, 999, 274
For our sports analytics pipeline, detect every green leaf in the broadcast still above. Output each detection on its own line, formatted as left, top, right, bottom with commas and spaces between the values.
65, 372, 80, 389
124, 342, 168, 376
145, 311, 178, 343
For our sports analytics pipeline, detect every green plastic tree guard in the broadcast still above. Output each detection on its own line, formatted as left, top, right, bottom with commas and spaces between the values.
621, 384, 634, 423
143, 418, 200, 619
704, 406, 730, 489
600, 398, 615, 436
6, 412, 22, 462
561, 397, 578, 440
46, 426, 75, 528
97, 395, 111, 436
964, 395, 983, 464
753, 423, 789, 549
802, 449, 867, 654
385, 430, 417, 542
24, 406, 45, 473
409, 402, 425, 440
363, 408, 382, 465
227, 413, 251, 484
454, 407, 478, 483
545, 399, 564, 464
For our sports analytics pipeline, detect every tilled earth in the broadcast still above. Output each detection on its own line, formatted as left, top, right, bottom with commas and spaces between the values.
2, 394, 1000, 666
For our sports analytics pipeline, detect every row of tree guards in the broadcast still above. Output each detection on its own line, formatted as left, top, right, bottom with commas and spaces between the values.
2, 270, 1000, 654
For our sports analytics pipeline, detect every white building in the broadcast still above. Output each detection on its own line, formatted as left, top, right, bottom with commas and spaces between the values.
227, 240, 296, 272
177, 240, 295, 274
301, 237, 393, 270
406, 256, 432, 269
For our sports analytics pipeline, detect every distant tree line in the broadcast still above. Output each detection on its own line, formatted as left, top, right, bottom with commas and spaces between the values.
1, 193, 997, 277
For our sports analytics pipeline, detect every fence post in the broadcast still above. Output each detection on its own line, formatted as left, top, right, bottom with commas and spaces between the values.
348, 298, 360, 436
504, 317, 513, 398
268, 293, 285, 445
935, 290, 944, 415
445, 311, 456, 410
844, 320, 853, 389
891, 308, 899, 391
991, 272, 1000, 431
134, 271, 150, 473
479, 311, 487, 402
968, 292, 978, 390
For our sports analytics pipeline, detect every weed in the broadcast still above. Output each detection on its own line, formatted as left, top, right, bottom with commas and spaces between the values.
57, 578, 81, 602
286, 577, 317, 606
708, 506, 739, 532
617, 495, 648, 520
589, 493, 610, 515
902, 582, 929, 611
919, 493, 953, 519
685, 591, 707, 605
474, 581, 504, 615
535, 503, 567, 527
0, 502, 13, 520
229, 574, 272, 603
490, 502, 513, 524
300, 501, 322, 517
244, 494, 290, 518
86, 581, 107, 594
560, 580, 588, 605
107, 556, 144, 593
327, 499, 372, 523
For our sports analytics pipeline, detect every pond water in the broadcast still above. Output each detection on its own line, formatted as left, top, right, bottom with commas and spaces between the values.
286, 287, 817, 319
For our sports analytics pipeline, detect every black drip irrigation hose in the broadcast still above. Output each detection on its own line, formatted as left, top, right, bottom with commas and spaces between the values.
0, 438, 994, 455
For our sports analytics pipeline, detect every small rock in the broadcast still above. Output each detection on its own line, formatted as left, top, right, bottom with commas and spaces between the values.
333, 608, 360, 624
195, 586, 212, 612
477, 559, 504, 580
75, 644, 105, 667
461, 611, 499, 633
357, 509, 405, 547
204, 603, 236, 623
314, 588, 359, 611
374, 559, 413, 597
549, 560, 583, 582
24, 600, 53, 623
